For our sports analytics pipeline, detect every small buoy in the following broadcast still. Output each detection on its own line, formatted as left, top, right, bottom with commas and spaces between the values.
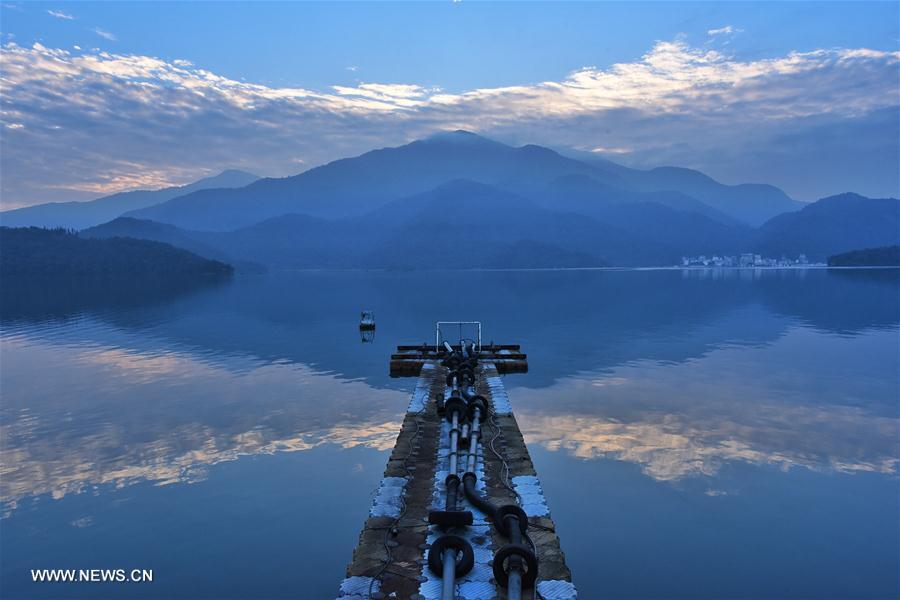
359, 310, 375, 330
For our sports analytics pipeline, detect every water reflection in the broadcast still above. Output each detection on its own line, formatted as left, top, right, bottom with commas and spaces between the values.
3, 269, 899, 389
2, 269, 898, 512
519, 401, 897, 482
1, 268, 898, 598
1, 332, 407, 514
515, 322, 899, 482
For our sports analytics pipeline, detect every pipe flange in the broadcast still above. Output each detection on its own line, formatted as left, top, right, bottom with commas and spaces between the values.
467, 395, 489, 422
445, 371, 457, 387
494, 504, 529, 537
492, 543, 538, 589
427, 535, 475, 577
444, 397, 467, 422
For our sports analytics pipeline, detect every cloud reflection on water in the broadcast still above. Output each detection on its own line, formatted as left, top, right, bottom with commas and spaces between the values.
514, 326, 899, 483
520, 409, 898, 482
0, 335, 407, 514
2, 270, 898, 517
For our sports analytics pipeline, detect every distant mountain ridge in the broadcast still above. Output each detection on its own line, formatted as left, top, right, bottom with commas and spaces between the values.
557, 148, 801, 226
125, 132, 627, 230
6, 132, 896, 270
83, 184, 900, 269
755, 193, 900, 261
3, 132, 801, 235
0, 169, 260, 230
124, 131, 799, 231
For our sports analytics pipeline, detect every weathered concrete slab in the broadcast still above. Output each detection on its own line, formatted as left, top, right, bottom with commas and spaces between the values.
338, 361, 444, 599
475, 362, 574, 596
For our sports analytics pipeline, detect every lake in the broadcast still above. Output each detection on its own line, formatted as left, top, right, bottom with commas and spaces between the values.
1, 268, 898, 599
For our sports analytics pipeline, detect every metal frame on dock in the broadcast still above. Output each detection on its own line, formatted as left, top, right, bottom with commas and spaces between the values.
390, 344, 528, 378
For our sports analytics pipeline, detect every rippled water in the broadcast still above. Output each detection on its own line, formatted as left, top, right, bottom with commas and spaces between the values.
1, 269, 898, 599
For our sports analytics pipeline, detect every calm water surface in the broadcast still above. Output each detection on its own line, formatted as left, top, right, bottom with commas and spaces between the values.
1, 269, 898, 599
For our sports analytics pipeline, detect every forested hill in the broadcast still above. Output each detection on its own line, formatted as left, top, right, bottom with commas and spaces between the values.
0, 227, 233, 277
828, 246, 900, 267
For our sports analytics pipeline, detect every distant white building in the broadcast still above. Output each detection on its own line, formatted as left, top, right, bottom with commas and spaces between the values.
680, 252, 816, 268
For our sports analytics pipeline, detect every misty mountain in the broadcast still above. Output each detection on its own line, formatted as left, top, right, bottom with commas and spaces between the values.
83, 218, 231, 262
561, 149, 801, 226
125, 132, 800, 232
126, 131, 631, 231
754, 193, 900, 261
82, 217, 266, 274
211, 179, 696, 268
359, 180, 634, 267
0, 170, 260, 230
160, 181, 622, 268
623, 167, 800, 227
527, 173, 749, 227
83, 185, 899, 269
90, 180, 755, 268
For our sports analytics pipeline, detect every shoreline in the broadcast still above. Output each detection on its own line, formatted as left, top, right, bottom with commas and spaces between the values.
234, 265, 900, 274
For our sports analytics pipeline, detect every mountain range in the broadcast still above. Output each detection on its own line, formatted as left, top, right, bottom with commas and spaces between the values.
6, 131, 900, 268
122, 131, 800, 230
754, 193, 900, 259
0, 169, 259, 230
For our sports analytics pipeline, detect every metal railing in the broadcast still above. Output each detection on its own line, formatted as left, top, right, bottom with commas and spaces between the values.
435, 321, 482, 352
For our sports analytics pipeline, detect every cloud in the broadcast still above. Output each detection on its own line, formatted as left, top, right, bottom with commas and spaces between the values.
591, 145, 631, 155
707, 25, 742, 36
92, 27, 116, 41
46, 8, 74, 20
1, 39, 897, 207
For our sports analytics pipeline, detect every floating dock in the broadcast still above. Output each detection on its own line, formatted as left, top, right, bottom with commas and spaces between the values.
338, 336, 576, 600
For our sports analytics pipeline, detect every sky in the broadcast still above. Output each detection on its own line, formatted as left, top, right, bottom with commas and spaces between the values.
1, 1, 898, 209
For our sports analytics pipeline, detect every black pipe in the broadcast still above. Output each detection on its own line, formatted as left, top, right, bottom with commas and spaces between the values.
505, 516, 522, 545
462, 472, 497, 519
445, 474, 460, 511
503, 515, 524, 578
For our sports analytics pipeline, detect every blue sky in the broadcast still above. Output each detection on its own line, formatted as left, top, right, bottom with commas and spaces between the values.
1, 1, 898, 207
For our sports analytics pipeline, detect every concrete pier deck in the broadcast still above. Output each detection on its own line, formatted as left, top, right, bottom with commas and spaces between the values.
337, 359, 576, 600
